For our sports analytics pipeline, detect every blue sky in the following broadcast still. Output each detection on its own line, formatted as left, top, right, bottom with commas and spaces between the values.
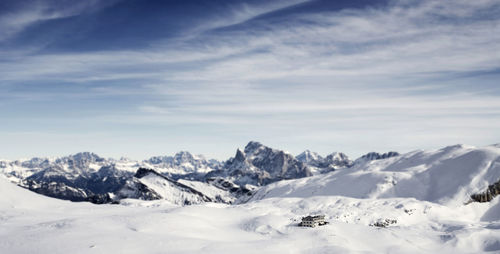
1, 0, 500, 160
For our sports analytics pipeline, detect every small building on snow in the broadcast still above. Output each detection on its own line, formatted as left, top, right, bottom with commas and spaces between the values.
299, 215, 327, 227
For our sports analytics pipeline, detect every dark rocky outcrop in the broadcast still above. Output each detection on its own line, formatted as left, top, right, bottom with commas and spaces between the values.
470, 179, 500, 202
354, 151, 400, 165
359, 152, 400, 161
213, 141, 312, 186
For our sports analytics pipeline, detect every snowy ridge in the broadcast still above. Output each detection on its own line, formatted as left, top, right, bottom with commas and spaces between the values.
143, 151, 221, 175
4, 142, 500, 209
116, 168, 235, 205
0, 151, 221, 183
250, 144, 500, 206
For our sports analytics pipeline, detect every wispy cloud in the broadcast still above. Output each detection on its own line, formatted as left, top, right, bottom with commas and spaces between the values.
0, 0, 121, 42
0, 0, 499, 159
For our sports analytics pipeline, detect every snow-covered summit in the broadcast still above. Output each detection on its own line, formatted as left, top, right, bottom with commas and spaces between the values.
214, 141, 312, 186
297, 150, 352, 174
296, 150, 322, 164
144, 151, 221, 175
250, 144, 500, 206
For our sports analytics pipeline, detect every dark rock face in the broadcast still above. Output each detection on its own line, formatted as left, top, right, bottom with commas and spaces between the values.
471, 179, 500, 202
20, 179, 89, 201
217, 141, 312, 186
134, 167, 159, 178
244, 142, 310, 179
206, 177, 255, 199
356, 152, 400, 163
324, 153, 352, 168
353, 152, 400, 165
23, 163, 132, 203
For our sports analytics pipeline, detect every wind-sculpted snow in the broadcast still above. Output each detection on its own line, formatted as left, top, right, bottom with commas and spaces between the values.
1, 177, 500, 254
251, 144, 500, 206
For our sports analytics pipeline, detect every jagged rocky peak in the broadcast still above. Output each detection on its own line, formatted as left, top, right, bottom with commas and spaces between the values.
144, 151, 221, 175
20, 157, 52, 169
234, 148, 246, 162
244, 141, 267, 156
71, 152, 105, 161
172, 151, 197, 163
220, 141, 312, 186
296, 150, 352, 171
147, 151, 201, 164
297, 150, 323, 164
55, 152, 106, 171
134, 167, 160, 178
324, 152, 352, 166
61, 152, 105, 163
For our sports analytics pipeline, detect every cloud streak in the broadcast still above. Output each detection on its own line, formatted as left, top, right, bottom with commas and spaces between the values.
0, 0, 499, 159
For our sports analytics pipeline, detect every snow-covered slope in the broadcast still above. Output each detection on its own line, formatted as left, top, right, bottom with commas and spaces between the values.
2, 176, 500, 254
0, 176, 65, 209
116, 168, 235, 205
250, 144, 500, 206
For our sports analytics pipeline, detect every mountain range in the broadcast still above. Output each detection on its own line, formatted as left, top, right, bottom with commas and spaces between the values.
0, 141, 405, 205
1, 142, 500, 254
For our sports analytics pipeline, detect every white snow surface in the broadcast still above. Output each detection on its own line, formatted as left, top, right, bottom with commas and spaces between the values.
251, 144, 500, 206
1, 176, 500, 253
178, 179, 236, 203
2, 144, 500, 253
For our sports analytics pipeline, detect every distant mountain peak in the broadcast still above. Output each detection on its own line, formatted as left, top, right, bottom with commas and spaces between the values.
297, 150, 323, 163
218, 141, 312, 186
244, 141, 266, 156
